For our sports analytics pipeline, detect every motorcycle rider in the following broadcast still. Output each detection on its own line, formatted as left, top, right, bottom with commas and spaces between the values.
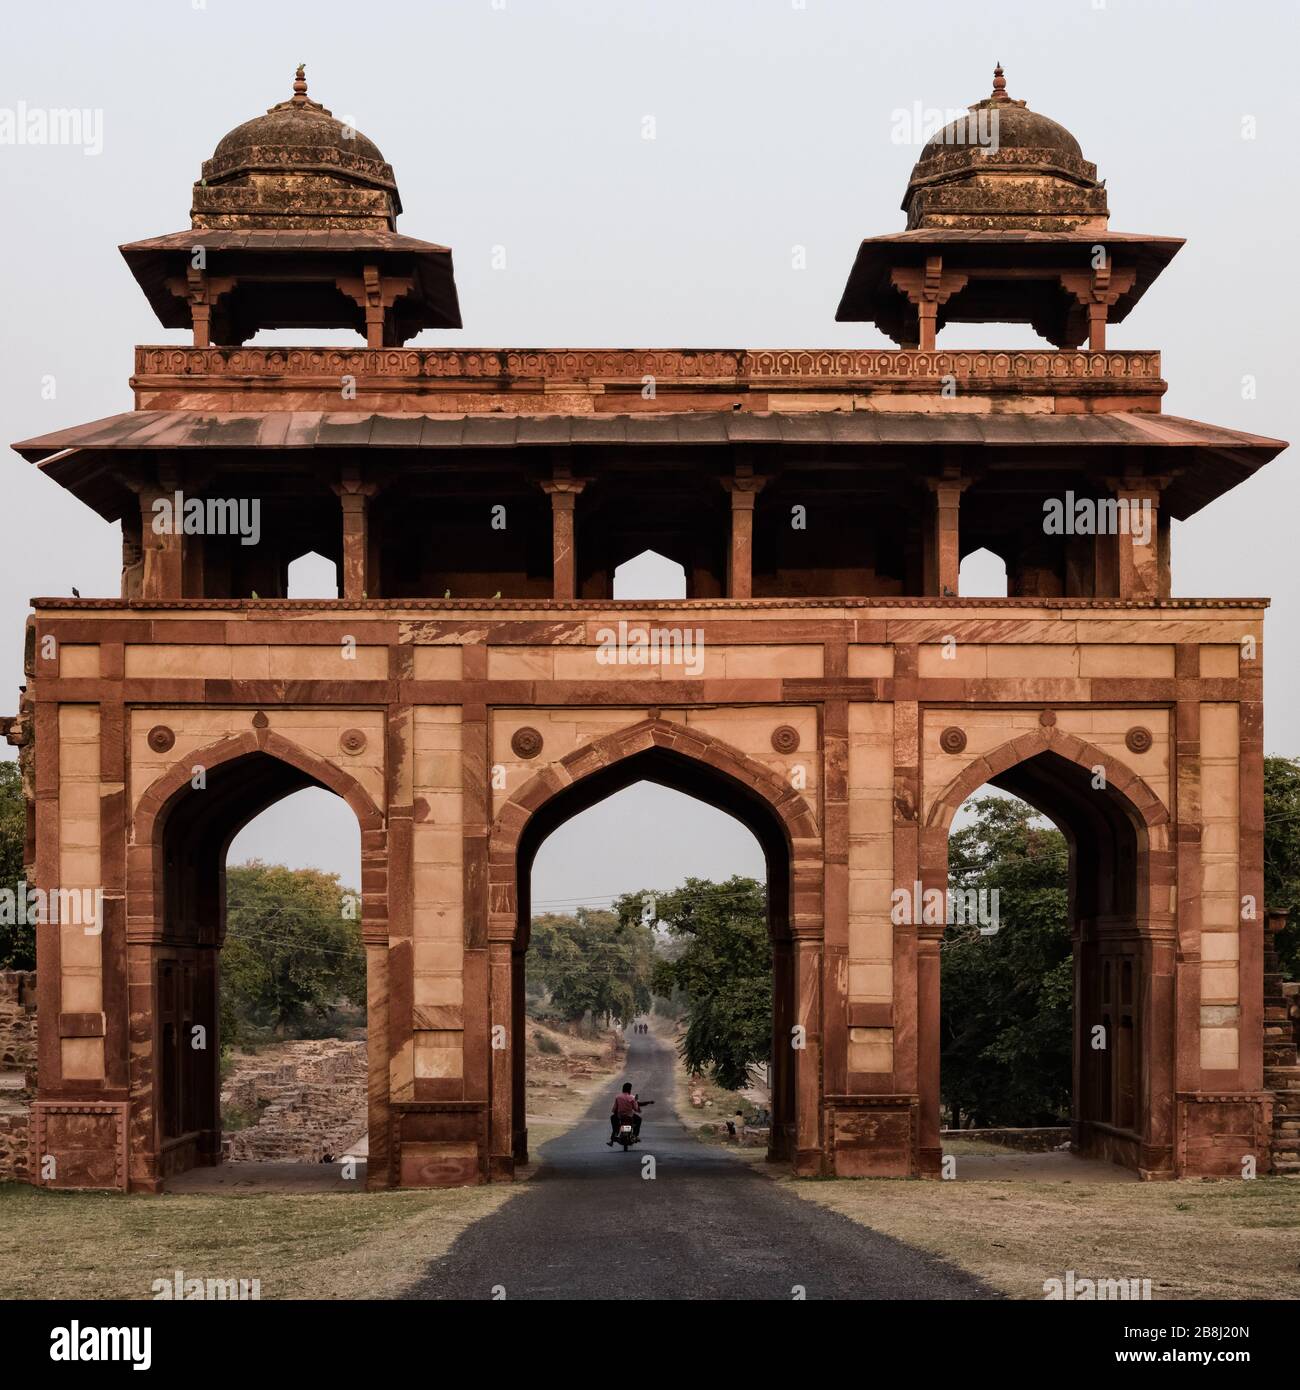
607, 1082, 643, 1146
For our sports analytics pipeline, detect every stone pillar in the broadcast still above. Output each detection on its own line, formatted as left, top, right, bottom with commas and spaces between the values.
923, 475, 969, 597
166, 267, 235, 348
1109, 478, 1165, 601
769, 938, 793, 1161
792, 931, 823, 1175
889, 256, 968, 351
138, 480, 184, 600
916, 937, 943, 1176
487, 937, 515, 1180
335, 265, 416, 350
722, 466, 765, 599
540, 475, 587, 601
120, 507, 144, 599
331, 470, 380, 600
1060, 263, 1137, 352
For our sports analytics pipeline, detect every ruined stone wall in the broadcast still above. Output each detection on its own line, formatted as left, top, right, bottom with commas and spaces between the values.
222, 1040, 368, 1163
0, 970, 37, 1181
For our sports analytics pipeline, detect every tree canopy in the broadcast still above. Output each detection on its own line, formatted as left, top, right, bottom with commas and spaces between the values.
0, 760, 31, 969
941, 795, 1072, 1128
646, 875, 771, 1090
1264, 755, 1300, 978
528, 905, 655, 1027
220, 861, 365, 1045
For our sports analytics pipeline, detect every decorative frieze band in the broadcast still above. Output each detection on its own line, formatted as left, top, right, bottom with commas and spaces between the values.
134, 345, 1162, 385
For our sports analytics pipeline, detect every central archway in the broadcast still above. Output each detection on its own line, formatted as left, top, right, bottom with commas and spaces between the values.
487, 720, 824, 1177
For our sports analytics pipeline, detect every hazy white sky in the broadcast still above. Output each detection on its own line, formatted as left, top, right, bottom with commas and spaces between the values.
4, 0, 1296, 895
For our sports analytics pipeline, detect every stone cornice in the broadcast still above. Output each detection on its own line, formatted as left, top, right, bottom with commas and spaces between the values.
29, 595, 1268, 612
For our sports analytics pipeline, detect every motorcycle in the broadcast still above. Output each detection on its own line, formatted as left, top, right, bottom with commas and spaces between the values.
612, 1098, 654, 1151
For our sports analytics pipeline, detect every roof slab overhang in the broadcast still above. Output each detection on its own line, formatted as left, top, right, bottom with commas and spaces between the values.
14, 406, 1285, 525
120, 230, 462, 340
835, 231, 1184, 346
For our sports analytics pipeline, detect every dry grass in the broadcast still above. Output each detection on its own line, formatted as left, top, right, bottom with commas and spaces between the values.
0, 1018, 625, 1301
778, 1173, 1300, 1300
664, 1034, 1300, 1301
521, 1017, 625, 1151
0, 1181, 518, 1300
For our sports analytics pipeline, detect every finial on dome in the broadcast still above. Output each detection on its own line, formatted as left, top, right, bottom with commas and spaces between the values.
991, 63, 1009, 101
292, 63, 308, 104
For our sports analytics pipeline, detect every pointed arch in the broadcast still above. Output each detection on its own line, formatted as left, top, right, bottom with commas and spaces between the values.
488, 716, 821, 943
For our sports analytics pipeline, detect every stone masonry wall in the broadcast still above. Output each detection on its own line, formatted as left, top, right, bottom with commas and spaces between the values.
222, 1039, 368, 1162
0, 970, 37, 1182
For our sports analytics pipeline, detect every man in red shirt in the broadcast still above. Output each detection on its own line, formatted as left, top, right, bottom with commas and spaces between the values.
607, 1083, 642, 1146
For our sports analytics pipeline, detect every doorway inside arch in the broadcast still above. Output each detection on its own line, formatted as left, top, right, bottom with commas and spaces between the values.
151, 751, 366, 1184
509, 744, 798, 1170
939, 748, 1164, 1176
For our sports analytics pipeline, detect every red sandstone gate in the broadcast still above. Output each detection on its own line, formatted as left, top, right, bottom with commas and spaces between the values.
6, 66, 1287, 1189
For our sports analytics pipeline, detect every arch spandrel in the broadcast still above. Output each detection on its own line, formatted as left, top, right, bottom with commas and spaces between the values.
488, 717, 821, 863
129, 714, 387, 827
923, 725, 1171, 835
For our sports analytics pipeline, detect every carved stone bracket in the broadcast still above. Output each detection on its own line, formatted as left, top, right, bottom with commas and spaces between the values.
1059, 263, 1137, 351
163, 267, 237, 348
335, 263, 417, 348
889, 256, 970, 350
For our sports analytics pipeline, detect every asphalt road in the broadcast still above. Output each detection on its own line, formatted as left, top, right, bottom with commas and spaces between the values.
405, 1028, 997, 1301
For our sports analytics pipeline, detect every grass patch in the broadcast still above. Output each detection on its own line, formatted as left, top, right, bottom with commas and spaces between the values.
779, 1173, 1300, 1300
0, 1179, 516, 1301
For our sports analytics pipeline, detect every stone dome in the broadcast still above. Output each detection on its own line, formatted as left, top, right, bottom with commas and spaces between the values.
193, 66, 402, 231
902, 67, 1108, 233
918, 102, 1083, 164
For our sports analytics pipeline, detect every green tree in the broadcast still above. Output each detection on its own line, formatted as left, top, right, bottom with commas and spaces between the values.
647, 876, 771, 1090
528, 906, 655, 1027
220, 861, 365, 1045
941, 796, 1072, 1128
1264, 755, 1300, 979
0, 760, 32, 969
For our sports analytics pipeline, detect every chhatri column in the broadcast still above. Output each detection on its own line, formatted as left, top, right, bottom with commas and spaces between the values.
1060, 260, 1138, 351
889, 255, 968, 351
331, 468, 380, 600
540, 472, 587, 601
923, 474, 970, 597
722, 463, 766, 599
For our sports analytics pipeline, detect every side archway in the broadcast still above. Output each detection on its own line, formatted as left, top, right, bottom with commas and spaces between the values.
920, 725, 1176, 1177
126, 728, 387, 1190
